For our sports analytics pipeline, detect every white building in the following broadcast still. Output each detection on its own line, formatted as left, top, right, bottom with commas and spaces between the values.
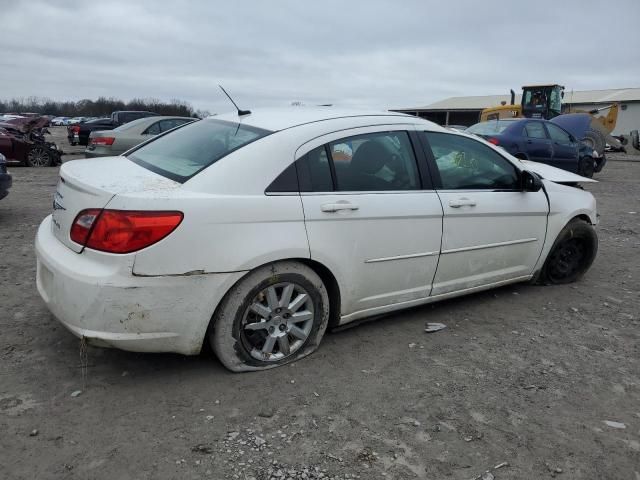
395, 87, 640, 136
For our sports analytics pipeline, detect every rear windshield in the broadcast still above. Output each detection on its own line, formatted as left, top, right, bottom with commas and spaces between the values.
114, 117, 153, 132
87, 118, 111, 125
467, 121, 513, 135
127, 119, 272, 182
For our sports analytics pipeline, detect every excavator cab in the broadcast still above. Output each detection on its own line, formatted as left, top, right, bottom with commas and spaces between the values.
521, 84, 564, 119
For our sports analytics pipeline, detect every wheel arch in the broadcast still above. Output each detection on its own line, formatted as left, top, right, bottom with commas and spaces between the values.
297, 258, 342, 329
572, 213, 594, 225
202, 257, 342, 352
531, 211, 597, 281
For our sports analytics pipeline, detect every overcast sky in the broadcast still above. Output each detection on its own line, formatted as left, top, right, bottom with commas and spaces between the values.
2, 0, 639, 113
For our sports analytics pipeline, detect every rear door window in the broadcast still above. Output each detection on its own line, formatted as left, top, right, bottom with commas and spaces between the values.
159, 119, 192, 132
143, 121, 162, 135
329, 131, 420, 191
127, 119, 272, 182
524, 122, 548, 139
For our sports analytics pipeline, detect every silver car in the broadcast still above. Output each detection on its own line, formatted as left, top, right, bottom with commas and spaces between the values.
85, 116, 195, 157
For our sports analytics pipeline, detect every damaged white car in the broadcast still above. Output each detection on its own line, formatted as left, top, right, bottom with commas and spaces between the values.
35, 108, 598, 371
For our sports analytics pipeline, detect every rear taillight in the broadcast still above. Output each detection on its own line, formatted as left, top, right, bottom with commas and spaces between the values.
71, 126, 80, 134
70, 209, 183, 253
487, 137, 500, 145
70, 208, 102, 246
90, 137, 115, 146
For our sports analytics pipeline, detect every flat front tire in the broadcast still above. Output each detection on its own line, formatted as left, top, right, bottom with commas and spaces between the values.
538, 219, 598, 284
210, 261, 330, 372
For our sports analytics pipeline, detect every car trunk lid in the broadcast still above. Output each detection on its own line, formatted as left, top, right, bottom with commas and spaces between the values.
51, 157, 181, 252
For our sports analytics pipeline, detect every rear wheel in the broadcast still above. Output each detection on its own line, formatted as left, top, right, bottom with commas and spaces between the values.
632, 130, 639, 150
538, 219, 598, 284
210, 261, 330, 372
26, 145, 53, 167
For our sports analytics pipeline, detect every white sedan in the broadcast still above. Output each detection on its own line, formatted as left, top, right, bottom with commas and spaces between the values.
35, 108, 598, 371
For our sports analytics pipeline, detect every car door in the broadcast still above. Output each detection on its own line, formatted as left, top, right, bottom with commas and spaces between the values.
113, 121, 161, 154
297, 127, 443, 318
522, 121, 553, 164
420, 131, 548, 296
545, 123, 579, 172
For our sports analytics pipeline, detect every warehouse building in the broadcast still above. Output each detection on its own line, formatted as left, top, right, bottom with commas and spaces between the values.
395, 87, 640, 136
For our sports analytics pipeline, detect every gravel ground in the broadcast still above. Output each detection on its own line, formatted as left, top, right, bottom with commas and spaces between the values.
1, 140, 639, 479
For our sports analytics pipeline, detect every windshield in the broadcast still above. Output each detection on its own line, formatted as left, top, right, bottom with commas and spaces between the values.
467, 121, 513, 135
127, 119, 272, 182
549, 87, 562, 113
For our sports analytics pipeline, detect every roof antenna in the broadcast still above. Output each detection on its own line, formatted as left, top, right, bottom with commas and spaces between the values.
219, 85, 251, 116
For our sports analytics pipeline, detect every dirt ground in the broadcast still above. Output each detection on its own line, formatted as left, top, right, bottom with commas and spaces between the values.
1, 137, 639, 479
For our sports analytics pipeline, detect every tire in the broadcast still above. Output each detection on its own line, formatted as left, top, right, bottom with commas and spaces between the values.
632, 130, 639, 150
537, 219, 598, 285
210, 261, 330, 372
581, 128, 606, 157
26, 145, 53, 167
578, 156, 595, 178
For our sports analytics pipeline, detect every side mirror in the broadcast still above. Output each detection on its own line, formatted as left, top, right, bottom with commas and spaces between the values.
522, 170, 543, 192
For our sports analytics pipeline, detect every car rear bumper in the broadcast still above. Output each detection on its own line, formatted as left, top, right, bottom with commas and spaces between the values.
35, 215, 244, 355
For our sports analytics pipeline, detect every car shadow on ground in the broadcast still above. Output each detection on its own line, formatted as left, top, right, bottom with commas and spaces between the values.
62, 282, 537, 381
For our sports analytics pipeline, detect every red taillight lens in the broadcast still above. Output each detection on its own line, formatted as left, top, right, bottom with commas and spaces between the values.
487, 137, 500, 145
70, 209, 183, 253
90, 137, 115, 146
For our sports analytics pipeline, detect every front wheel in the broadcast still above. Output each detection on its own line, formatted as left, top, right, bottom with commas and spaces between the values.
581, 128, 606, 157
26, 145, 53, 167
210, 261, 330, 372
538, 219, 598, 284
578, 156, 595, 178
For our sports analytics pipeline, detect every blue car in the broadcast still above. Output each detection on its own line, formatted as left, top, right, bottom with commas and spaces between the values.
466, 118, 605, 177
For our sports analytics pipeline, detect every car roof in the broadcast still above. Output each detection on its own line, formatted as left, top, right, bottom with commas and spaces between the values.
211, 107, 424, 132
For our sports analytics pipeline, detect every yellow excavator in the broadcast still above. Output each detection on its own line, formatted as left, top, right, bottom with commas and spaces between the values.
480, 84, 622, 156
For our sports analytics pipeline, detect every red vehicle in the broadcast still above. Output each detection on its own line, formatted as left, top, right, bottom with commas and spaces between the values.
0, 117, 61, 167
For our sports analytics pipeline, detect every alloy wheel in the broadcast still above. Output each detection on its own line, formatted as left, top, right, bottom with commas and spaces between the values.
240, 282, 315, 362
27, 147, 51, 167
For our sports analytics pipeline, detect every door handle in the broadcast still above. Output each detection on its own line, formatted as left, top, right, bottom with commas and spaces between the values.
449, 198, 476, 208
321, 202, 359, 213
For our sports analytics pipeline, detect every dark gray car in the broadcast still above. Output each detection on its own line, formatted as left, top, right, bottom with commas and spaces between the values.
85, 116, 195, 158
0, 153, 12, 200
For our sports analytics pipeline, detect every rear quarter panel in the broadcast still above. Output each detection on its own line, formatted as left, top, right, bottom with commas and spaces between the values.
123, 192, 309, 276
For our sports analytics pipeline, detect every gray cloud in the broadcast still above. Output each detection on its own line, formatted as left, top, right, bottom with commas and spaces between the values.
2, 0, 639, 113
